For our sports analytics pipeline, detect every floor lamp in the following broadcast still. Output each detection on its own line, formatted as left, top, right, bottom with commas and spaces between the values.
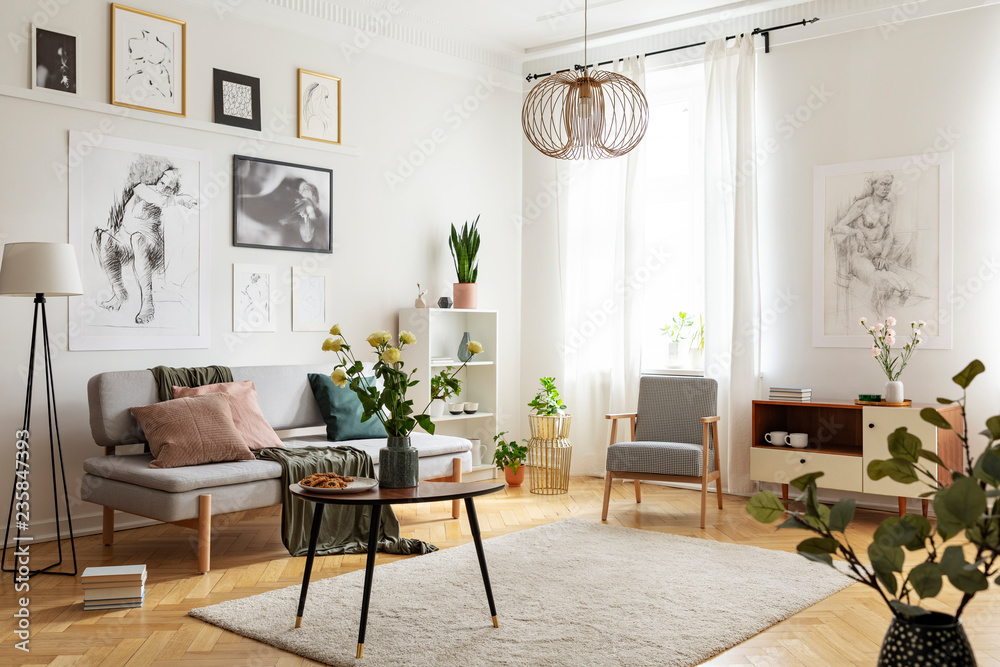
1, 242, 83, 577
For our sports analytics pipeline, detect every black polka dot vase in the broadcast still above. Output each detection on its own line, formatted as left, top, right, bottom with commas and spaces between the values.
877, 612, 976, 666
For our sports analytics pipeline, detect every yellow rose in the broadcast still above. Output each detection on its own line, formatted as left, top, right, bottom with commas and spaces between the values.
366, 332, 383, 347
399, 330, 416, 346
329, 324, 342, 336
328, 337, 344, 352
322, 338, 335, 352
330, 368, 348, 388
467, 340, 484, 355
379, 330, 392, 345
381, 347, 401, 364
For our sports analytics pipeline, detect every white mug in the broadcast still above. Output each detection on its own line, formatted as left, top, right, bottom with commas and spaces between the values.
764, 431, 788, 446
785, 433, 809, 449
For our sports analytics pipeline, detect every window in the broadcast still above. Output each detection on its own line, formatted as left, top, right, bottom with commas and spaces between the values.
640, 63, 706, 373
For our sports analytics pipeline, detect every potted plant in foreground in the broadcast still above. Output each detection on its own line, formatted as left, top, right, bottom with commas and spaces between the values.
747, 360, 1000, 665
429, 367, 461, 417
449, 215, 480, 309
528, 376, 570, 439
492, 431, 528, 487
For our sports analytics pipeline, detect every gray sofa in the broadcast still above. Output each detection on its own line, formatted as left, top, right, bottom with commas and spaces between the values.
81, 364, 473, 572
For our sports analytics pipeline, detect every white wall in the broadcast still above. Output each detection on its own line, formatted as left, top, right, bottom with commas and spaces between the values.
520, 3, 1000, 488
0, 0, 522, 541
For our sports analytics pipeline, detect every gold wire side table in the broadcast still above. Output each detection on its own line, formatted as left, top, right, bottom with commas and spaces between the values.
527, 415, 572, 495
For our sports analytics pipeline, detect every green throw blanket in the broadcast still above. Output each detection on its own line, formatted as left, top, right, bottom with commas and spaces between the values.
149, 365, 234, 402
256, 446, 437, 557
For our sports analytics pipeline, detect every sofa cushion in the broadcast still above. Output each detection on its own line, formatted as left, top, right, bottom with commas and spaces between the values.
84, 453, 283, 493
308, 373, 388, 441
173, 380, 283, 450
130, 394, 254, 469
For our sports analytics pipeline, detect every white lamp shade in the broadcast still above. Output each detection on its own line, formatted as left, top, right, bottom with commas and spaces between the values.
0, 242, 84, 297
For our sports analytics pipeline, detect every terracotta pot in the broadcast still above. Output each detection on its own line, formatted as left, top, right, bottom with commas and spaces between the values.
529, 414, 572, 439
504, 465, 525, 487
453, 283, 478, 309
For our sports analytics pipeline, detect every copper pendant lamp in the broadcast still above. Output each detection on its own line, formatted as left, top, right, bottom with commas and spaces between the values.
522, 0, 649, 160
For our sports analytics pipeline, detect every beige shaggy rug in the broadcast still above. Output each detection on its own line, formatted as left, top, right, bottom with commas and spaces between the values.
189, 518, 853, 666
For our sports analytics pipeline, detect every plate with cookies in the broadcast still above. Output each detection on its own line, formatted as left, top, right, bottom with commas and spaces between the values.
298, 472, 378, 494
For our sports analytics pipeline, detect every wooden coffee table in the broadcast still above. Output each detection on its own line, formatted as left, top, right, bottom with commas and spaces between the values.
290, 480, 506, 659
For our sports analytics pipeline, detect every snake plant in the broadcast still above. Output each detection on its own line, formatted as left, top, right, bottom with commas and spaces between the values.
449, 215, 480, 284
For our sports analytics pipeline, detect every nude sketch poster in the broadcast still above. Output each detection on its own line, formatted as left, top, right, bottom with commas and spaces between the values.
68, 132, 210, 350
812, 153, 953, 349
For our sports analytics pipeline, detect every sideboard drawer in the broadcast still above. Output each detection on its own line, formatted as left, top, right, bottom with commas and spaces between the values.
750, 448, 862, 492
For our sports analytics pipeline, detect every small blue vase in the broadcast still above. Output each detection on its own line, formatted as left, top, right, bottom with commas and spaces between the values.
458, 331, 472, 362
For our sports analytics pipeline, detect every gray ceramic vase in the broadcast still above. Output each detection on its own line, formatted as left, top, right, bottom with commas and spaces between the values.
379, 436, 419, 488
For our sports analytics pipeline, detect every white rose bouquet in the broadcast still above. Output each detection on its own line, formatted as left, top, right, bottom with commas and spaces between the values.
860, 316, 925, 382
322, 325, 483, 438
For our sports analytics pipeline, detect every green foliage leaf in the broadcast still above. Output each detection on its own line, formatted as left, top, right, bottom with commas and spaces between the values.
887, 427, 922, 463
909, 562, 944, 599
900, 514, 932, 551
973, 449, 1000, 487
918, 448, 947, 468
985, 416, 1000, 440
889, 600, 932, 618
919, 408, 953, 430
940, 545, 989, 594
777, 515, 813, 531
747, 492, 786, 524
415, 414, 435, 436
937, 476, 987, 530
828, 498, 856, 533
936, 397, 955, 405
868, 541, 904, 595
789, 471, 824, 492
952, 359, 985, 389
867, 458, 919, 485
874, 517, 917, 549
797, 537, 838, 566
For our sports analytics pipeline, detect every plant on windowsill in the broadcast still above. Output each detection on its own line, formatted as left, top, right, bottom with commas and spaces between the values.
660, 311, 692, 368
492, 431, 528, 487
746, 360, 999, 666
527, 376, 570, 439
449, 215, 480, 309
689, 315, 705, 368
429, 367, 461, 418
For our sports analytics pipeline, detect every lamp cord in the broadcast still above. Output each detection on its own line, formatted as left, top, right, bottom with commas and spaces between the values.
583, 0, 588, 73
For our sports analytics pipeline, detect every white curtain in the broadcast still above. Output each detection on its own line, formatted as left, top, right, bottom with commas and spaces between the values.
556, 56, 647, 475
703, 36, 761, 495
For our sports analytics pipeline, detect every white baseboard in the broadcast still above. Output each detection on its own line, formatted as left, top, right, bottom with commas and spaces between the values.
2, 510, 159, 550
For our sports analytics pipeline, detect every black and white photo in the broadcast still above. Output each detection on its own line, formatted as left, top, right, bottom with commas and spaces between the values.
32, 26, 76, 94
69, 133, 210, 350
213, 68, 261, 131
111, 4, 186, 116
233, 155, 333, 253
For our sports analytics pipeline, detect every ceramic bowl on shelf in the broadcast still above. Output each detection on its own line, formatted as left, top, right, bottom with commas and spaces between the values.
464, 402, 479, 414
448, 402, 465, 415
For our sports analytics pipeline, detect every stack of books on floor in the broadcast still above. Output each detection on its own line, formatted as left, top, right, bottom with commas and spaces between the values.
769, 387, 812, 402
81, 564, 146, 610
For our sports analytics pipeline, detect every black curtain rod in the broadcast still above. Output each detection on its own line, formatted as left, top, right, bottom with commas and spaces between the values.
525, 17, 820, 82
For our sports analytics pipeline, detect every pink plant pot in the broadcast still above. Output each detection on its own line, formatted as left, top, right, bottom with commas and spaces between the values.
453, 283, 478, 309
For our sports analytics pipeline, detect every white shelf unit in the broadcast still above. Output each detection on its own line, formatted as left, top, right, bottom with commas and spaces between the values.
400, 308, 499, 481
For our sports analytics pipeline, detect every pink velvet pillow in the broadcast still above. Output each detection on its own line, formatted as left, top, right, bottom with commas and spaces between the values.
131, 394, 254, 469
172, 380, 283, 450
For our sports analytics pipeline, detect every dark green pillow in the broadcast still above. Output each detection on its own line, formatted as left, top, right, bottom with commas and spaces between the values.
307, 373, 387, 441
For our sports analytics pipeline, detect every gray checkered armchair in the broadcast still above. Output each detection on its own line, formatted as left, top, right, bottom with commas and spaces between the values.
601, 376, 723, 528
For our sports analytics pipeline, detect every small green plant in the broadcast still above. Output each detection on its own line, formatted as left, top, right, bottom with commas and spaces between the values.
660, 311, 693, 343
449, 215, 480, 284
690, 315, 705, 353
528, 376, 567, 416
492, 431, 528, 473
430, 367, 461, 402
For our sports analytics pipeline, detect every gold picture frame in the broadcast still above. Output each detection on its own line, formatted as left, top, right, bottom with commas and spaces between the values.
111, 4, 186, 117
297, 69, 341, 145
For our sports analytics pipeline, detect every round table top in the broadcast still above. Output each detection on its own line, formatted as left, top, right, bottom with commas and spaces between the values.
290, 480, 505, 505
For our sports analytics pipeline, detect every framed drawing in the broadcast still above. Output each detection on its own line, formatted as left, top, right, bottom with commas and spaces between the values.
291, 266, 332, 331
813, 153, 953, 349
232, 155, 333, 253
111, 4, 186, 116
233, 264, 277, 332
213, 68, 261, 131
32, 25, 77, 94
68, 132, 210, 350
297, 69, 340, 145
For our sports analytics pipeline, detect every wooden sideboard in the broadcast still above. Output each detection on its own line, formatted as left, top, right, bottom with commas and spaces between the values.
749, 399, 964, 516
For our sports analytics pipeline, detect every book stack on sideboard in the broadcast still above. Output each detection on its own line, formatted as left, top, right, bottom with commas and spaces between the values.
81, 564, 146, 610
768, 386, 812, 402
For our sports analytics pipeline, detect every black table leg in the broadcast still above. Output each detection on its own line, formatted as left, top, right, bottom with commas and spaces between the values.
464, 497, 498, 628
357, 504, 382, 659
295, 502, 326, 628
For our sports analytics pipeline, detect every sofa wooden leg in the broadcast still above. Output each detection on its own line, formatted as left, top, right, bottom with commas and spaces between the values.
601, 473, 613, 521
198, 494, 212, 574
451, 458, 462, 519
633, 480, 642, 503
102, 506, 115, 546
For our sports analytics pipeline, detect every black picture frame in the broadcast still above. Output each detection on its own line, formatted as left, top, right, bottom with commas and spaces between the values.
232, 155, 333, 254
32, 26, 77, 94
213, 69, 261, 131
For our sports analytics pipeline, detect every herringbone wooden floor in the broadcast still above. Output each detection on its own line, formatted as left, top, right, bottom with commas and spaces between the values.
3, 477, 1000, 666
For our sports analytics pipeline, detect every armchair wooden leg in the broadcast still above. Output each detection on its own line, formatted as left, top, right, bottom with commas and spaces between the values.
102, 506, 115, 546
633, 480, 641, 503
700, 477, 708, 529
715, 476, 724, 510
198, 494, 212, 574
713, 422, 723, 511
601, 473, 613, 521
451, 457, 462, 519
